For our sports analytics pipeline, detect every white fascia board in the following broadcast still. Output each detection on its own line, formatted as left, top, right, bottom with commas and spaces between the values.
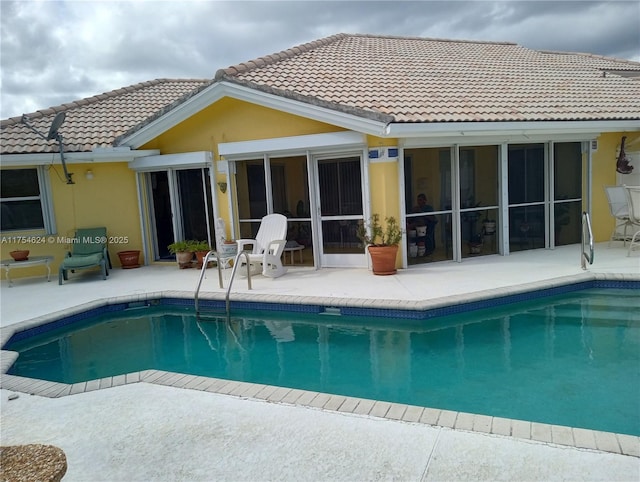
402, 132, 603, 148
387, 120, 640, 139
129, 151, 213, 171
0, 149, 160, 167
219, 131, 365, 159
118, 81, 388, 149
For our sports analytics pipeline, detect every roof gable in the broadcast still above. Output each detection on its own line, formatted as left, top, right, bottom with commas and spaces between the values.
1, 79, 209, 155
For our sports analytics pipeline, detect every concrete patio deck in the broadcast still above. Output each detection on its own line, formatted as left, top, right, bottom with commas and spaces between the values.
1, 243, 639, 481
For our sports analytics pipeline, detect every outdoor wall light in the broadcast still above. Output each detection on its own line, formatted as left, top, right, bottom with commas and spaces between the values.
217, 182, 227, 193
85, 169, 94, 180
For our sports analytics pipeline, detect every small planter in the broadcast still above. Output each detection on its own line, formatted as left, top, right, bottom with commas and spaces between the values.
175, 251, 194, 269
195, 251, 213, 269
219, 241, 238, 258
483, 221, 496, 235
117, 250, 140, 269
468, 243, 483, 254
368, 245, 399, 275
9, 250, 29, 261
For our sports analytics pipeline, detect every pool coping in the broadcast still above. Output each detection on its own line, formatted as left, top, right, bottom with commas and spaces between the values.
2, 270, 639, 459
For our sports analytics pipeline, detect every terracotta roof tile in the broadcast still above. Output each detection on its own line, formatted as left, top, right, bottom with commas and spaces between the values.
1, 79, 209, 155
3, 34, 639, 156
217, 33, 640, 123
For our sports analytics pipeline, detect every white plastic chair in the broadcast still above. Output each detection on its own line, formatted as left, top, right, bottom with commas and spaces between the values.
604, 186, 632, 246
623, 185, 640, 257
236, 213, 288, 278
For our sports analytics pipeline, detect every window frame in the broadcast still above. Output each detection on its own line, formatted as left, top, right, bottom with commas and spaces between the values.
0, 166, 56, 234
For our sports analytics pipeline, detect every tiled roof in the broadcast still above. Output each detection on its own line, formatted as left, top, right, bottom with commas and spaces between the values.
3, 34, 639, 156
215, 33, 640, 123
1, 79, 210, 155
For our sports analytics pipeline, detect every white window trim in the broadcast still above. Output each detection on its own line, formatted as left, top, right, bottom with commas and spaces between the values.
0, 166, 56, 234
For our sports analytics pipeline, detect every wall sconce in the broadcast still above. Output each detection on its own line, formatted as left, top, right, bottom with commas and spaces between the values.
217, 182, 227, 193
85, 169, 94, 180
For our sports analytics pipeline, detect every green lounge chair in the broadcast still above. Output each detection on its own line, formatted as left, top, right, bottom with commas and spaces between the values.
59, 227, 111, 284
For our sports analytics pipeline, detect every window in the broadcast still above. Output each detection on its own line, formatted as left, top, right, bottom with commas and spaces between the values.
1, 167, 55, 233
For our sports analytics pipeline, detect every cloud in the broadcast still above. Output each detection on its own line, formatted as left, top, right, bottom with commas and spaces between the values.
1, 0, 638, 119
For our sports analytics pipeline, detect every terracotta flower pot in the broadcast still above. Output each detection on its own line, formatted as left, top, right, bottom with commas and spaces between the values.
367, 245, 399, 275
9, 250, 29, 261
117, 250, 140, 269
195, 251, 213, 269
175, 251, 194, 269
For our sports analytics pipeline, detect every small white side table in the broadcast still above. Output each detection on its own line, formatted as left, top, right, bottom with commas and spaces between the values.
283, 245, 305, 265
1, 255, 53, 287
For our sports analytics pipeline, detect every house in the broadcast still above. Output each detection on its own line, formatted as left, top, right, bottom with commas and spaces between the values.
2, 33, 639, 280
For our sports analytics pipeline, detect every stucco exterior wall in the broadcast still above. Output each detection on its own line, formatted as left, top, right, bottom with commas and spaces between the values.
591, 132, 640, 242
1, 162, 143, 280
2, 90, 637, 279
140, 97, 348, 226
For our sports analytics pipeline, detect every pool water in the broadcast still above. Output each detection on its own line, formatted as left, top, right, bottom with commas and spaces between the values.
6, 288, 640, 436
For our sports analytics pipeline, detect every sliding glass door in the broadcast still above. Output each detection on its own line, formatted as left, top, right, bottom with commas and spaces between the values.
508, 142, 582, 252
508, 144, 545, 252
235, 155, 314, 266
147, 168, 215, 260
315, 155, 365, 267
404, 141, 582, 264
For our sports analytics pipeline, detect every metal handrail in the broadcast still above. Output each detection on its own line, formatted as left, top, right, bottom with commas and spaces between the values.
225, 251, 253, 314
581, 211, 594, 270
195, 250, 225, 314
194, 249, 253, 316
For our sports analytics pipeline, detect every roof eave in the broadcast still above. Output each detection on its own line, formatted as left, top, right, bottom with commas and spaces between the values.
0, 148, 161, 167
386, 119, 640, 138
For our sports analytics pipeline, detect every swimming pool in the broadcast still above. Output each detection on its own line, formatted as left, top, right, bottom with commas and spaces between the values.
5, 285, 639, 437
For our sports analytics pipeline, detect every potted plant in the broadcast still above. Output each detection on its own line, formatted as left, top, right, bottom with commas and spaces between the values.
468, 233, 483, 254
218, 238, 238, 258
356, 214, 403, 275
117, 249, 140, 269
167, 240, 194, 269
190, 240, 212, 269
482, 210, 496, 235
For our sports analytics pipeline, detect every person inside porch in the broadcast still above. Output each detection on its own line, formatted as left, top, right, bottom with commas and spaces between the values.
413, 193, 438, 255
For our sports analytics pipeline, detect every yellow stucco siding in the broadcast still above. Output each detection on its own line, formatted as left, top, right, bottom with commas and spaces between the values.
142, 98, 346, 153
140, 97, 349, 230
368, 161, 401, 220
368, 160, 402, 266
591, 132, 639, 242
2, 86, 636, 280
1, 162, 143, 280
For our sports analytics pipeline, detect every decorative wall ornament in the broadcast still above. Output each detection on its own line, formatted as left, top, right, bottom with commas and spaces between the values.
616, 136, 634, 174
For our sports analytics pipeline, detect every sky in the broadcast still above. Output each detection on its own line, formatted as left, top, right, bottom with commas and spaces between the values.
1, 0, 639, 119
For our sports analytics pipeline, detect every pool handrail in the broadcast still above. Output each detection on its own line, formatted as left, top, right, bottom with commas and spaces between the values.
224, 251, 253, 314
194, 250, 253, 315
195, 250, 225, 314
581, 211, 594, 270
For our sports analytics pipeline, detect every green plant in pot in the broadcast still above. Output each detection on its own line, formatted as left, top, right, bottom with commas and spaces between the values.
168, 240, 194, 268
468, 233, 483, 254
190, 240, 212, 269
356, 214, 403, 275
482, 210, 496, 235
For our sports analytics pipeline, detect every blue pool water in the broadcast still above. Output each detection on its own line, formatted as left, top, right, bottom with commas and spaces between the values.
6, 288, 640, 436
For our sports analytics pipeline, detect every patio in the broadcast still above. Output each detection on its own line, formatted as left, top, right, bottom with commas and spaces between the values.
1, 243, 639, 481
